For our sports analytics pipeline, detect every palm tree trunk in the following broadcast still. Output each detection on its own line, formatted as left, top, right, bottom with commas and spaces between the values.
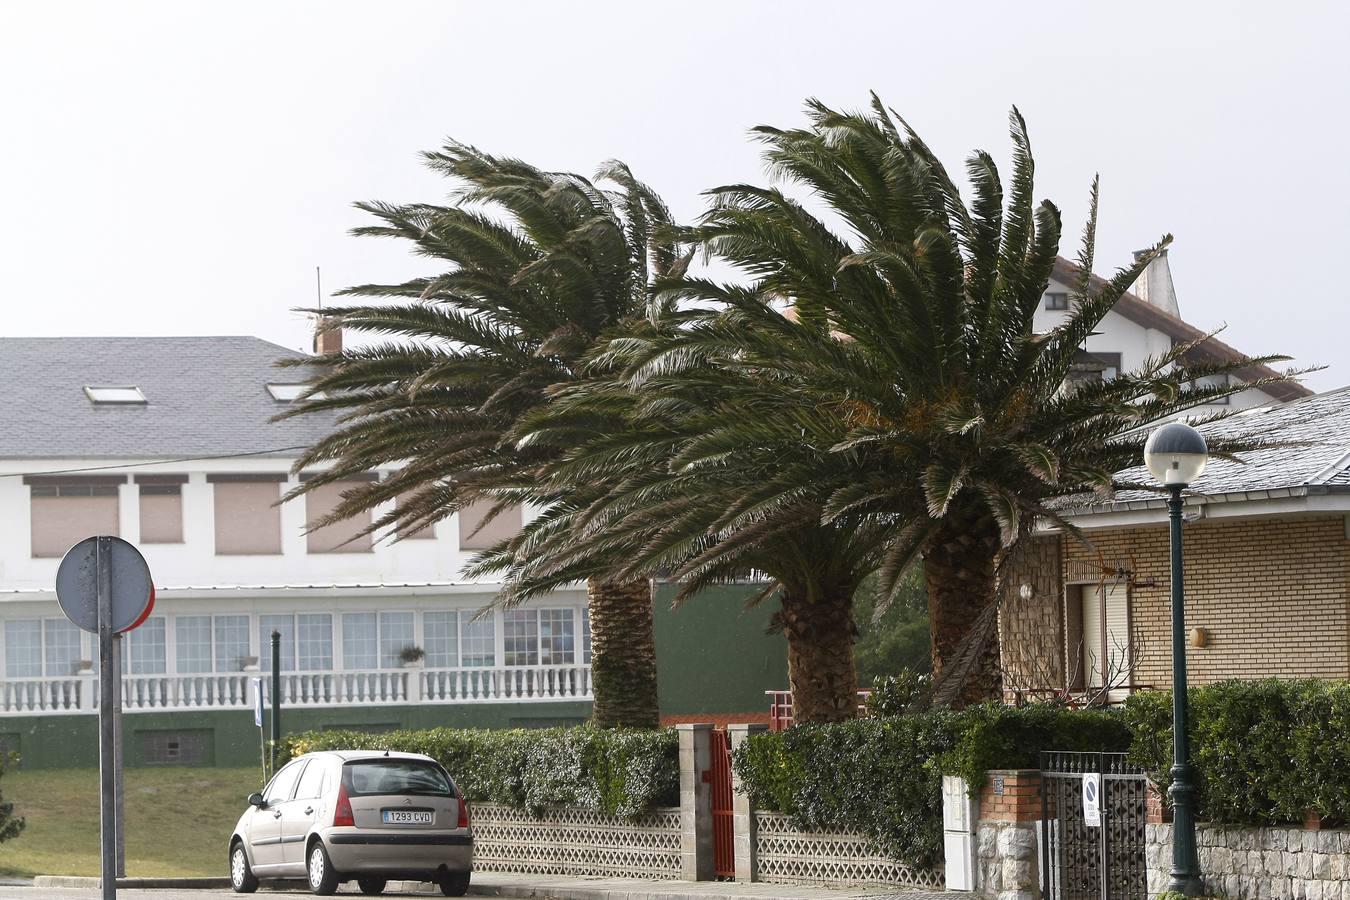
781, 590, 858, 724
586, 576, 660, 729
923, 516, 1003, 707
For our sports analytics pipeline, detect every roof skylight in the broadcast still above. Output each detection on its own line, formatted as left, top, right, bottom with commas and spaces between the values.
84, 386, 147, 404
267, 383, 320, 402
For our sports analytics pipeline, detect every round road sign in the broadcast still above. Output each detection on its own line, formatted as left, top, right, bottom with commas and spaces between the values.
55, 536, 154, 634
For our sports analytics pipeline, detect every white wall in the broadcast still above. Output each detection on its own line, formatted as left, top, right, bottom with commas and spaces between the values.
0, 456, 506, 593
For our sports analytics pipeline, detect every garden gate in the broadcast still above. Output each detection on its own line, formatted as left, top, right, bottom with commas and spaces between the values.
1040, 751, 1148, 900
709, 727, 735, 878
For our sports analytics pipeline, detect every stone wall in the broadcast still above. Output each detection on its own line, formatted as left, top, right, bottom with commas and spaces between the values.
998, 537, 1065, 700
1147, 822, 1350, 900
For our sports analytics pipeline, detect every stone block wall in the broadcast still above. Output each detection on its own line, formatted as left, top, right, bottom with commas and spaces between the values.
1147, 823, 1350, 899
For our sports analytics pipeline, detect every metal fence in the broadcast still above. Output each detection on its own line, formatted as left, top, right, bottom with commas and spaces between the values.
1040, 751, 1148, 900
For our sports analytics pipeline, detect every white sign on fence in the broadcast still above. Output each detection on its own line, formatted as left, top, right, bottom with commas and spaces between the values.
1082, 772, 1101, 827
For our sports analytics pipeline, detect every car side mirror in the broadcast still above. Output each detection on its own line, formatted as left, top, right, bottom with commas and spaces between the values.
248, 792, 266, 808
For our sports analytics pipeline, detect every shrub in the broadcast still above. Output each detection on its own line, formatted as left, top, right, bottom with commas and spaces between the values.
281, 726, 678, 819
734, 702, 1129, 868
1125, 679, 1350, 825
865, 669, 931, 717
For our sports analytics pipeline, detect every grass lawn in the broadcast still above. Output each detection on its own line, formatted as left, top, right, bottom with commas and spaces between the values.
0, 766, 262, 878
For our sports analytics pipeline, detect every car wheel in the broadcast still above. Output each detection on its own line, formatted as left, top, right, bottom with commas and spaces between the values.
306, 841, 340, 896
357, 877, 387, 895
439, 871, 471, 897
229, 842, 259, 894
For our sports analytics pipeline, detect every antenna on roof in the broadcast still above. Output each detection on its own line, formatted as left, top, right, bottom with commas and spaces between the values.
316, 266, 322, 311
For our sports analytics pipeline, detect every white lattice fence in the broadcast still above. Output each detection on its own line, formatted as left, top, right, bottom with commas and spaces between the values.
754, 811, 945, 890
469, 803, 682, 879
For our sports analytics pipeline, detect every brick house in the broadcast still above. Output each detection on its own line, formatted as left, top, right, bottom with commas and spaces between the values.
999, 385, 1350, 702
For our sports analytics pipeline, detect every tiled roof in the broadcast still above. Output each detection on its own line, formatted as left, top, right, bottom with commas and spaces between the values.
0, 336, 337, 460
1062, 385, 1350, 516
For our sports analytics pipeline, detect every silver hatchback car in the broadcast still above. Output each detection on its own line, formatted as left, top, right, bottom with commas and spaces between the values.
227, 750, 473, 896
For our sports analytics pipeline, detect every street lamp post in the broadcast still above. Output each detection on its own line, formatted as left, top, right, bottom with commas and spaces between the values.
1144, 422, 1209, 898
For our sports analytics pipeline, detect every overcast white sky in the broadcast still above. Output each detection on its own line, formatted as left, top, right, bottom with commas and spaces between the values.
2, 1, 1346, 391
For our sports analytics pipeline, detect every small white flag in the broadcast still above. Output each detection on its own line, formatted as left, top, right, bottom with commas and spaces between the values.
252, 677, 264, 728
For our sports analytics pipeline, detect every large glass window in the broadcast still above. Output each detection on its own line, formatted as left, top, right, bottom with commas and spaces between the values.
175, 616, 213, 674
582, 608, 592, 665
214, 616, 251, 672
503, 610, 539, 667
4, 620, 42, 677
296, 614, 333, 671
123, 617, 166, 675
423, 611, 457, 668
461, 613, 495, 668
342, 612, 413, 669
259, 615, 294, 672
539, 609, 575, 665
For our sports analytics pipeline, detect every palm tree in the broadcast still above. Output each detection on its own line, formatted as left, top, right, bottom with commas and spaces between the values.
480, 97, 1298, 712
277, 142, 688, 728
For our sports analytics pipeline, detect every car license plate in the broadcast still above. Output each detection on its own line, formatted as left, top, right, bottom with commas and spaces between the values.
382, 809, 433, 824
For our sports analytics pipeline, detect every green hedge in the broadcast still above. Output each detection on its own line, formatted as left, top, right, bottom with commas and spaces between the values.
280, 726, 678, 819
734, 702, 1129, 868
1125, 679, 1350, 825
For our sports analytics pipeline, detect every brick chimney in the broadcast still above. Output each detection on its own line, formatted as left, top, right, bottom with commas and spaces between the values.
313, 315, 343, 355
1129, 248, 1180, 318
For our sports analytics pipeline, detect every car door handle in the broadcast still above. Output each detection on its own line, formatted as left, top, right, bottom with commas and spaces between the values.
273, 810, 282, 818
304, 807, 314, 815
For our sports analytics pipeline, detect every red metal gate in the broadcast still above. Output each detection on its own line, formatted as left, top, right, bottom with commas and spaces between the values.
709, 727, 735, 878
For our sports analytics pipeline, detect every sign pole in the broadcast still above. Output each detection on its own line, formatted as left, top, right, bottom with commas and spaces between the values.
270, 630, 281, 775
96, 537, 117, 900
112, 635, 125, 878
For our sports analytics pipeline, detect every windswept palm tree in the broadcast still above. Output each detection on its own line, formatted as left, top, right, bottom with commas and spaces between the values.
277, 143, 688, 728
477, 97, 1300, 712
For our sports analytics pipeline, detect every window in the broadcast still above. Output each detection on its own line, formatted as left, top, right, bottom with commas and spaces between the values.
582, 608, 592, 665
342, 612, 413, 670
263, 759, 305, 804
296, 614, 333, 671
458, 500, 523, 551
45, 619, 83, 676
28, 477, 121, 558
1044, 292, 1069, 311
342, 613, 378, 670
137, 477, 185, 544
1192, 373, 1231, 404
539, 609, 575, 665
175, 617, 213, 674
84, 386, 146, 404
209, 476, 284, 555
396, 492, 436, 540
214, 616, 251, 672
295, 757, 327, 799
461, 613, 495, 668
139, 730, 207, 765
503, 610, 538, 666
345, 760, 453, 797
4, 621, 42, 677
304, 478, 373, 554
123, 617, 166, 675
266, 383, 311, 402
423, 612, 458, 668
1068, 584, 1131, 694
259, 615, 295, 672
505, 609, 577, 667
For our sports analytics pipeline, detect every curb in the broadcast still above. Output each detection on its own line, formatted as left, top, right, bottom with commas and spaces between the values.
34, 875, 233, 889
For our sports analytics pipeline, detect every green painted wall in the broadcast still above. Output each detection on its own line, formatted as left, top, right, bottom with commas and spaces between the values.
652, 581, 788, 716
8, 702, 592, 770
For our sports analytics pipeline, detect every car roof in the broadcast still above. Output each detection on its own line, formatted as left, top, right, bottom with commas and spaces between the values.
300, 750, 438, 763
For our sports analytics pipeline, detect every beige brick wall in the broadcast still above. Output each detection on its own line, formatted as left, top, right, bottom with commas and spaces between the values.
1002, 514, 1350, 690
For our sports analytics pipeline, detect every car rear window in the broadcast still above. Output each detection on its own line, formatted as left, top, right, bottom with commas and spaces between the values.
343, 759, 455, 797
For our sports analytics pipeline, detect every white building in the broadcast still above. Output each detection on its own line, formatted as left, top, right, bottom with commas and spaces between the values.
0, 334, 594, 764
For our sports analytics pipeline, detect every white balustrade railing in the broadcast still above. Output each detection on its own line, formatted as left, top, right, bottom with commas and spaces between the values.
0, 664, 592, 714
